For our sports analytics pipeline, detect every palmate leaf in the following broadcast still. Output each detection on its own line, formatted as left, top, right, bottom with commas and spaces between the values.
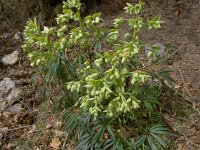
61, 109, 72, 123
134, 135, 146, 149
80, 114, 91, 130
76, 124, 115, 150
66, 113, 79, 133
59, 52, 77, 80
76, 133, 91, 150
76, 126, 107, 150
115, 140, 125, 150
150, 125, 168, 135
151, 133, 168, 149
103, 139, 113, 150
64, 92, 79, 108
90, 126, 105, 148
134, 124, 168, 150
147, 136, 158, 150
107, 125, 116, 142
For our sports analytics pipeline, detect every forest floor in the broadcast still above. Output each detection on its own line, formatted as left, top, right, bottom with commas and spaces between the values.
0, 0, 200, 149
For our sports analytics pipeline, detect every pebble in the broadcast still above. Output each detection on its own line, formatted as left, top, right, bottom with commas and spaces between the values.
7, 103, 22, 114
145, 42, 165, 59
2, 50, 19, 65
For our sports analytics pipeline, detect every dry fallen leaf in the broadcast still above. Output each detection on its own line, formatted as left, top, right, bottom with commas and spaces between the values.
54, 129, 65, 137
46, 123, 52, 129
54, 121, 62, 128
27, 125, 37, 135
176, 8, 182, 16
174, 84, 181, 89
4, 143, 16, 149
178, 143, 185, 150
50, 137, 61, 150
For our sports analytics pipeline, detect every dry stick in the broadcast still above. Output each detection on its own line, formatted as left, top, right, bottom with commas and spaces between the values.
0, 125, 50, 135
177, 117, 200, 128
0, 125, 31, 133
16, 99, 30, 110
62, 133, 69, 150
145, 43, 185, 68
177, 67, 200, 116
30, 127, 49, 133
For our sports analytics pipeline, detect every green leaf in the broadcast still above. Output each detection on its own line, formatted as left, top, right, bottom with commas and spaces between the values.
151, 133, 168, 149
113, 17, 124, 28
147, 16, 161, 29
147, 136, 158, 150
77, 134, 91, 150
103, 139, 114, 150
134, 135, 146, 149
151, 125, 168, 135
107, 126, 116, 142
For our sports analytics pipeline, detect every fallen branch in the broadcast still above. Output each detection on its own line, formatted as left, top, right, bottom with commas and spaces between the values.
62, 133, 69, 150
0, 125, 31, 133
177, 117, 200, 128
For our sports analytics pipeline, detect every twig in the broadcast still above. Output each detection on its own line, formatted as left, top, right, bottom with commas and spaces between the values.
62, 133, 69, 150
177, 117, 200, 127
0, 125, 31, 133
177, 67, 200, 116
156, 43, 185, 65
177, 68, 192, 98
16, 99, 30, 110
30, 128, 49, 133
145, 43, 185, 68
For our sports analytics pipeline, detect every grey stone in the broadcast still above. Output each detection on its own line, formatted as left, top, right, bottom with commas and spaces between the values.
0, 78, 15, 98
2, 50, 19, 65
145, 42, 165, 59
2, 33, 9, 38
4, 87, 21, 102
0, 78, 21, 103
7, 103, 22, 113
14, 32, 20, 40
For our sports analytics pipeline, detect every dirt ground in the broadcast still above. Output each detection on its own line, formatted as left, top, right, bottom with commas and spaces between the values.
0, 0, 200, 149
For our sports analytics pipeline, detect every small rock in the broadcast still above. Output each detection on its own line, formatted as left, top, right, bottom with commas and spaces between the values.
4, 87, 21, 102
154, 42, 165, 57
2, 50, 19, 65
2, 33, 9, 38
7, 103, 22, 113
14, 31, 23, 40
145, 42, 165, 59
14, 32, 20, 40
0, 78, 15, 98
0, 78, 21, 104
